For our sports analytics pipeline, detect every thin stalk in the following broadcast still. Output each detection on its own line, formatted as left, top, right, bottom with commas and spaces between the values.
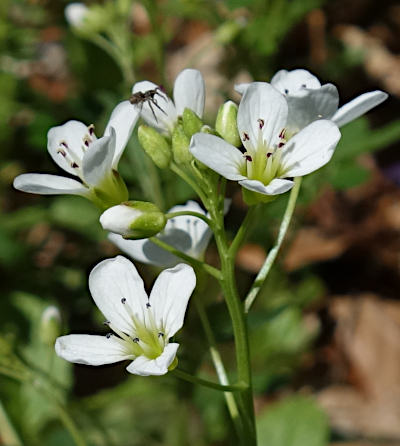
195, 299, 244, 439
0, 400, 22, 446
171, 369, 246, 392
149, 237, 222, 280
206, 193, 256, 445
244, 177, 302, 313
165, 211, 212, 226
229, 205, 259, 258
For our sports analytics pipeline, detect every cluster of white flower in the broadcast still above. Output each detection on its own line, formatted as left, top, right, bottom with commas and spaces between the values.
13, 67, 387, 375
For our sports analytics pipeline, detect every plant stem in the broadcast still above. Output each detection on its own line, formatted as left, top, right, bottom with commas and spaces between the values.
171, 369, 246, 392
205, 192, 256, 445
149, 237, 222, 280
0, 400, 22, 446
244, 177, 302, 313
165, 211, 212, 226
195, 298, 244, 440
229, 205, 259, 258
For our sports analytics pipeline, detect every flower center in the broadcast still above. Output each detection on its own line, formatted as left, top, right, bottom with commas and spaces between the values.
105, 297, 167, 360
56, 124, 96, 178
240, 121, 288, 186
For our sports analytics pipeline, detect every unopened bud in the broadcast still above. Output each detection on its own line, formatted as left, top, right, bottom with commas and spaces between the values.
172, 124, 192, 165
182, 108, 203, 138
65, 3, 88, 28
100, 201, 166, 239
200, 125, 218, 135
138, 125, 171, 169
40, 306, 62, 346
216, 101, 241, 147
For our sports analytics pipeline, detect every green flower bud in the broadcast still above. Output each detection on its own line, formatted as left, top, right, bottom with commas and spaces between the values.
40, 306, 62, 346
100, 201, 166, 239
182, 108, 203, 138
138, 125, 171, 169
216, 101, 241, 147
172, 124, 192, 165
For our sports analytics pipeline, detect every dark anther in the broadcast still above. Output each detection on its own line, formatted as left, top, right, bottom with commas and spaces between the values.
61, 141, 69, 148
301, 84, 306, 88
57, 149, 66, 157
146, 302, 151, 308
284, 89, 289, 94
244, 154, 252, 162
242, 132, 250, 141
258, 118, 264, 129
88, 124, 95, 135
71, 162, 79, 168
84, 140, 89, 147
103, 320, 110, 326
266, 152, 272, 158
278, 142, 285, 148
106, 333, 112, 339
158, 332, 164, 338
279, 129, 286, 139
133, 337, 139, 343
121, 297, 127, 304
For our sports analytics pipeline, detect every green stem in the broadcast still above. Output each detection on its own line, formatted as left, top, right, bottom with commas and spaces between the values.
171, 369, 246, 392
206, 193, 256, 445
0, 400, 22, 446
195, 299, 244, 439
244, 177, 302, 313
229, 205, 259, 258
165, 211, 212, 226
149, 237, 222, 280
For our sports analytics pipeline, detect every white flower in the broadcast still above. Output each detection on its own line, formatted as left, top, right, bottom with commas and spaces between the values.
131, 69, 205, 136
65, 3, 88, 28
55, 256, 196, 376
108, 201, 212, 267
13, 101, 139, 207
190, 82, 341, 196
236, 68, 388, 134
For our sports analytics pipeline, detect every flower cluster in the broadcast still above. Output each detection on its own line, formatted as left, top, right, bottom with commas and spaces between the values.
13, 67, 387, 375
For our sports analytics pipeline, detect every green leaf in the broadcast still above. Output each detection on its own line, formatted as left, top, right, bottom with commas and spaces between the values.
257, 396, 329, 446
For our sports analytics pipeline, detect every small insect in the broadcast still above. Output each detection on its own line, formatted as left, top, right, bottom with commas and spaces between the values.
129, 87, 167, 122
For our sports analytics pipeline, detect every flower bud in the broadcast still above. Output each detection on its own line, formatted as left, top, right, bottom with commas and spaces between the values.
40, 306, 62, 346
172, 124, 192, 165
200, 125, 218, 136
100, 201, 166, 239
65, 3, 88, 28
138, 125, 171, 169
182, 108, 203, 138
216, 101, 241, 147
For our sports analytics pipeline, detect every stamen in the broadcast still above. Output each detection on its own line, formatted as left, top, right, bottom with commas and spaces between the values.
278, 142, 285, 148
284, 89, 289, 94
266, 152, 273, 158
258, 119, 264, 129
121, 297, 127, 304
106, 333, 112, 339
88, 124, 95, 135
104, 320, 110, 326
146, 302, 151, 308
244, 154, 252, 162
242, 132, 250, 141
158, 332, 164, 338
279, 129, 286, 139
71, 162, 79, 168
57, 149, 66, 157
133, 337, 139, 343
60, 141, 69, 149
301, 84, 306, 88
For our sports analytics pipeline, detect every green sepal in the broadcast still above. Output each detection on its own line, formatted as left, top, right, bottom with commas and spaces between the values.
242, 187, 277, 206
124, 201, 167, 239
138, 125, 171, 169
182, 108, 203, 138
172, 123, 192, 164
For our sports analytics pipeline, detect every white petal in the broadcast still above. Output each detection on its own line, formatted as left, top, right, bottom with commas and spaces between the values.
100, 204, 142, 236
166, 200, 211, 259
47, 120, 89, 176
104, 101, 139, 168
126, 343, 179, 376
82, 130, 115, 187
89, 256, 149, 335
237, 82, 288, 150
239, 178, 294, 195
190, 133, 246, 180
173, 69, 205, 118
150, 263, 196, 337
55, 334, 132, 366
132, 81, 177, 134
65, 3, 88, 28
332, 90, 388, 127
234, 82, 250, 95
281, 120, 341, 177
286, 84, 339, 132
271, 69, 321, 94
108, 233, 179, 267
13, 173, 88, 196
